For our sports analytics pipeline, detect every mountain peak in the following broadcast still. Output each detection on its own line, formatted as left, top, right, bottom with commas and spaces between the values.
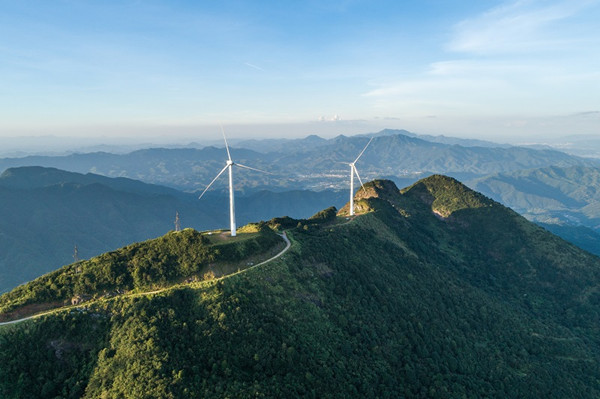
357, 179, 401, 201
303, 134, 325, 142
337, 175, 496, 218
337, 179, 401, 215
0, 166, 83, 189
403, 174, 494, 217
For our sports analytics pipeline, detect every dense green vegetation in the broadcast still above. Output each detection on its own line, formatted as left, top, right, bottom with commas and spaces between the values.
0, 310, 109, 398
2, 175, 600, 398
307, 206, 337, 222
539, 223, 600, 256
404, 175, 491, 216
469, 165, 600, 255
0, 226, 281, 316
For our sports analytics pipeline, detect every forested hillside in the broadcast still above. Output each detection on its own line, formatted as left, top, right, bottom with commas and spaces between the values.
470, 165, 600, 255
470, 165, 600, 221
0, 166, 345, 293
2, 175, 600, 398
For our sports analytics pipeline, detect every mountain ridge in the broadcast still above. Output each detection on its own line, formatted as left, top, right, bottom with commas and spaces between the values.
2, 175, 600, 398
468, 165, 600, 254
0, 166, 347, 293
1, 131, 595, 193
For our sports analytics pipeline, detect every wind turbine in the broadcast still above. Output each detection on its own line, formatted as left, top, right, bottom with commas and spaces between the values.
347, 137, 373, 216
198, 127, 269, 237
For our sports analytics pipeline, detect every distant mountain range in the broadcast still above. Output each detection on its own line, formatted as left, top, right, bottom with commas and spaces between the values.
236, 128, 509, 153
360, 128, 512, 148
470, 165, 600, 222
2, 175, 600, 397
1, 130, 595, 193
468, 165, 600, 254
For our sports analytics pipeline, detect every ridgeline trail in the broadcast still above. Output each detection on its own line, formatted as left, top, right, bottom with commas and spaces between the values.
0, 232, 291, 327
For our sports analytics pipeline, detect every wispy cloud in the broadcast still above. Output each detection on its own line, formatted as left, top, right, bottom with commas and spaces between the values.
244, 62, 266, 72
427, 59, 538, 76
362, 0, 600, 120
448, 0, 599, 54
571, 110, 600, 117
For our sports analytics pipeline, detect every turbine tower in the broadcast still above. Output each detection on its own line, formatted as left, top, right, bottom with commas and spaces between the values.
348, 137, 373, 216
199, 127, 268, 237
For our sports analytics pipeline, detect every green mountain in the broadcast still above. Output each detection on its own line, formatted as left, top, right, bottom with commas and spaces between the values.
0, 166, 183, 195
469, 165, 600, 254
2, 175, 600, 398
538, 223, 600, 256
0, 167, 221, 293
0, 166, 345, 293
470, 165, 600, 217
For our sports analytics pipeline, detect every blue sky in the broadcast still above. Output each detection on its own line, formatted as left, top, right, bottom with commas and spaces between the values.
0, 0, 598, 141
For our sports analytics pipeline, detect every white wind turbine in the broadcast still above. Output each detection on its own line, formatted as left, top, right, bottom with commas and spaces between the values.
198, 127, 269, 237
347, 137, 373, 216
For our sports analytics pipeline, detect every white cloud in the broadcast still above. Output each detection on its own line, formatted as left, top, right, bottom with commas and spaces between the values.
427, 60, 535, 76
448, 0, 599, 54
318, 114, 342, 122
361, 0, 600, 122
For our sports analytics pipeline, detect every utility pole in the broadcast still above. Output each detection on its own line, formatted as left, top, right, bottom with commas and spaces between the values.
174, 211, 181, 232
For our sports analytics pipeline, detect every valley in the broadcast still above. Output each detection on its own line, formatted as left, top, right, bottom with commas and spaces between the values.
1, 130, 598, 296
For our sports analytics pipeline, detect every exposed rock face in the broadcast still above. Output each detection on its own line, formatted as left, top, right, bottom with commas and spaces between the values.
337, 179, 401, 216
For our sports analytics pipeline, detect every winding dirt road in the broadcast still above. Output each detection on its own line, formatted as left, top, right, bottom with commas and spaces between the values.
0, 232, 291, 327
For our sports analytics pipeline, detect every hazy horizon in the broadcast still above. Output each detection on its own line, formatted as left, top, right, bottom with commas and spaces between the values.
1, 1, 599, 142
1, 124, 599, 158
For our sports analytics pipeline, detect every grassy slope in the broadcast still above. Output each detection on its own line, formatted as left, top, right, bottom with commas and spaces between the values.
2, 176, 600, 398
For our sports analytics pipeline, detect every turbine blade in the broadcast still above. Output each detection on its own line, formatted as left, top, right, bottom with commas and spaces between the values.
353, 166, 367, 193
236, 163, 273, 175
198, 165, 229, 199
353, 137, 374, 164
220, 124, 232, 162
